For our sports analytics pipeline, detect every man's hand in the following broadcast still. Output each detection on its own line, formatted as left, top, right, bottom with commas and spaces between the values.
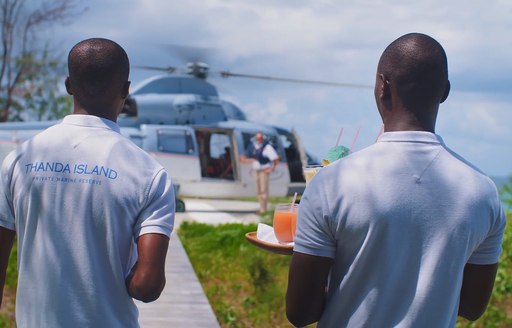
0, 227, 15, 309
126, 233, 170, 303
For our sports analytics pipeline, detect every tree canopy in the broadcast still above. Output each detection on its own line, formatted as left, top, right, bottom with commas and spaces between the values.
0, 0, 86, 121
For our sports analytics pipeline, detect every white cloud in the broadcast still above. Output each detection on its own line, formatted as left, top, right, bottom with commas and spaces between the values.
244, 98, 289, 124
48, 0, 512, 176
437, 91, 512, 176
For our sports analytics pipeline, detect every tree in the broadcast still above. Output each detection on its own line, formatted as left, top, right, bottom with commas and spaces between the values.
0, 0, 85, 122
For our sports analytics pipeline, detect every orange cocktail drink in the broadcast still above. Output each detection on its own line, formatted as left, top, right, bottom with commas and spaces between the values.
273, 203, 299, 243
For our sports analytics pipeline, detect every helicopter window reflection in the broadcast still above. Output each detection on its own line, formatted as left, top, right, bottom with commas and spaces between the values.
157, 130, 195, 155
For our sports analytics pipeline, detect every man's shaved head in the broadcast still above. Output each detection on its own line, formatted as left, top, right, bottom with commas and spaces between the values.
67, 38, 130, 114
377, 33, 449, 111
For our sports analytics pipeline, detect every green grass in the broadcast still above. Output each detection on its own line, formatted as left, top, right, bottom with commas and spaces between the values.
1, 189, 511, 327
178, 221, 295, 327
0, 240, 17, 326
180, 213, 512, 328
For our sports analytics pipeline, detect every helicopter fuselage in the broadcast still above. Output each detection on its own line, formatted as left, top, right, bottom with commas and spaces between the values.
0, 74, 313, 199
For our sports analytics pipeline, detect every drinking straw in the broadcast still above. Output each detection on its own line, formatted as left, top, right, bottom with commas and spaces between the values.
375, 124, 384, 142
335, 127, 344, 147
290, 192, 298, 211
349, 127, 361, 153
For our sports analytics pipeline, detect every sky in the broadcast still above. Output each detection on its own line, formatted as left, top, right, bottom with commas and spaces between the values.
47, 0, 511, 177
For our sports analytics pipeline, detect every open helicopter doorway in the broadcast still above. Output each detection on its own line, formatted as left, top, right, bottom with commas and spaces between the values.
195, 129, 237, 181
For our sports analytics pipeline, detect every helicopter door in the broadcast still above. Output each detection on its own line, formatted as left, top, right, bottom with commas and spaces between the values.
277, 129, 306, 183
195, 129, 237, 181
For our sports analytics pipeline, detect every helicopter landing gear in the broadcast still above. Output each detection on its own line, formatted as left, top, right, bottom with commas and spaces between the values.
173, 183, 186, 213
176, 198, 186, 213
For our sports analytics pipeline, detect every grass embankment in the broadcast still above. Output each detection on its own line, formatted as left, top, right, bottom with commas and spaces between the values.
0, 241, 16, 327
180, 212, 512, 328
1, 201, 510, 327
179, 219, 298, 327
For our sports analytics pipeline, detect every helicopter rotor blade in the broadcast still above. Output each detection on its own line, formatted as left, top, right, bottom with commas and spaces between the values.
132, 65, 178, 74
218, 71, 372, 89
161, 44, 219, 64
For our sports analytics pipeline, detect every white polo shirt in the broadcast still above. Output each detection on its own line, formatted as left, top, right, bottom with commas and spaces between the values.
251, 143, 279, 171
295, 131, 506, 328
0, 115, 175, 327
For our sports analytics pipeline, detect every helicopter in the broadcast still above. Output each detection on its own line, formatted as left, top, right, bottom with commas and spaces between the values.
0, 59, 371, 210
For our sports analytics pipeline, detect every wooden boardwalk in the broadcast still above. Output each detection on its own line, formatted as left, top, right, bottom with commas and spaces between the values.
136, 199, 261, 327
136, 232, 220, 328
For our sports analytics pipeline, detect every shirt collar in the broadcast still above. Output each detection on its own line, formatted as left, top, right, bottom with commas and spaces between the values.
61, 114, 120, 133
378, 131, 444, 145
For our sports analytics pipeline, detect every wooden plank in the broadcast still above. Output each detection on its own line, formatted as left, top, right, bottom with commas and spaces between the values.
136, 232, 220, 328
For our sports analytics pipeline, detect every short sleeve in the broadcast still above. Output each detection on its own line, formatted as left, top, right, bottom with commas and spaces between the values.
467, 204, 507, 265
0, 150, 17, 231
133, 169, 175, 239
263, 144, 279, 161
293, 176, 336, 258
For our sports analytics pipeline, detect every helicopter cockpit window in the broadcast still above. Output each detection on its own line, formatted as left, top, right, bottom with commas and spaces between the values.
157, 130, 195, 155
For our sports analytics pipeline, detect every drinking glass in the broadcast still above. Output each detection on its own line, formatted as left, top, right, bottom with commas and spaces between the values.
273, 203, 299, 243
303, 164, 323, 185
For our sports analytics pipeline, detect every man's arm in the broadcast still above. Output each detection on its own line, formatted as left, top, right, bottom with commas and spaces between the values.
458, 263, 498, 321
239, 155, 255, 164
126, 233, 170, 303
286, 251, 333, 327
265, 144, 279, 173
271, 158, 279, 171
0, 226, 15, 309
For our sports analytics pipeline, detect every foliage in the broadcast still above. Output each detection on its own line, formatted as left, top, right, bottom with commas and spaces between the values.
0, 240, 17, 326
0, 0, 84, 122
4, 240, 17, 290
181, 212, 512, 328
5, 49, 72, 121
179, 222, 295, 327
457, 212, 512, 328
500, 176, 512, 210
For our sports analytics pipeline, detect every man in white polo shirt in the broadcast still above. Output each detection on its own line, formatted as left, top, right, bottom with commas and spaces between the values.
286, 33, 506, 327
245, 132, 279, 213
0, 38, 175, 327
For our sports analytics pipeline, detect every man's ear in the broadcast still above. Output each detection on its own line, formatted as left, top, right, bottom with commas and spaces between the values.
377, 74, 391, 100
65, 77, 73, 95
121, 81, 131, 99
440, 80, 450, 103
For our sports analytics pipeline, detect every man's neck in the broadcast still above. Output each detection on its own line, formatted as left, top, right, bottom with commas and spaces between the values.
383, 110, 436, 133
384, 121, 435, 133
73, 107, 118, 122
